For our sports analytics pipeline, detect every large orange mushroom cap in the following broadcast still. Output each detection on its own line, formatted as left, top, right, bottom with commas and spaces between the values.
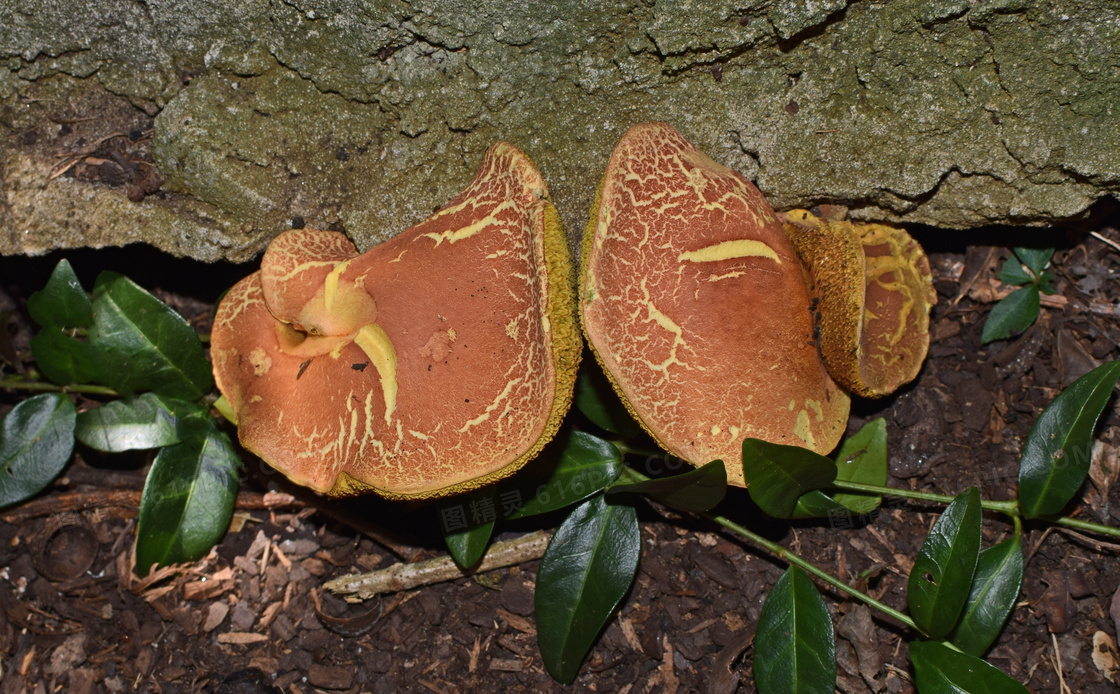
579, 123, 850, 486
211, 142, 580, 499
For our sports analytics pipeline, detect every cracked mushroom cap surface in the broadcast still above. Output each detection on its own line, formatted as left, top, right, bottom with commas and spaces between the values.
579, 123, 849, 486
782, 210, 936, 398
211, 142, 580, 499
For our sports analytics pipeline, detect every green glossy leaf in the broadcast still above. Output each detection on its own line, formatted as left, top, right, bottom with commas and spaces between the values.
30, 328, 103, 385
910, 640, 1029, 693
536, 495, 640, 683
134, 418, 241, 576
831, 418, 888, 514
26, 259, 93, 328
948, 537, 1024, 656
1013, 247, 1053, 277
444, 521, 494, 570
573, 363, 641, 438
908, 487, 982, 639
1019, 361, 1120, 518
506, 431, 624, 519
755, 567, 836, 694
996, 255, 1033, 287
796, 418, 891, 519
74, 393, 191, 452
742, 439, 837, 518
791, 490, 845, 519
89, 272, 212, 400
981, 286, 1040, 344
1038, 272, 1056, 296
0, 394, 76, 508
607, 459, 727, 512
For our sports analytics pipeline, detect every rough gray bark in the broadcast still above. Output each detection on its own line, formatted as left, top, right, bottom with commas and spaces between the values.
2, 0, 1118, 261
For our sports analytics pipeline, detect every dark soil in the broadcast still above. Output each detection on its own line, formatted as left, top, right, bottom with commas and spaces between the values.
2, 224, 1120, 694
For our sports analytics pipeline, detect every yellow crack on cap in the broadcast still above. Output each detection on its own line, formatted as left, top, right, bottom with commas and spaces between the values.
323, 259, 354, 312
354, 323, 398, 425
678, 239, 780, 264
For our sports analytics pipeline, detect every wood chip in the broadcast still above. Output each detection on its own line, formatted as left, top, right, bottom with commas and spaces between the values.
1093, 631, 1119, 683
259, 538, 271, 573
496, 634, 530, 657
228, 511, 255, 533
1087, 441, 1119, 522
140, 584, 177, 603
468, 636, 481, 674
19, 646, 36, 677
659, 635, 680, 694
262, 490, 297, 507
308, 664, 353, 690
249, 656, 280, 676
301, 557, 328, 576
488, 658, 524, 672
687, 617, 718, 634
246, 530, 269, 560
273, 544, 292, 570
848, 537, 885, 570
131, 563, 180, 595
258, 602, 284, 630
620, 617, 644, 651
182, 579, 232, 602
202, 602, 229, 633
216, 632, 268, 645
837, 606, 883, 690
495, 608, 536, 636
721, 612, 745, 632
418, 680, 451, 694
708, 627, 754, 694
864, 527, 911, 575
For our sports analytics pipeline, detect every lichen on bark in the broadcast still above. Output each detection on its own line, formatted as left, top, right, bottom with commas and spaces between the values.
2, 0, 1117, 260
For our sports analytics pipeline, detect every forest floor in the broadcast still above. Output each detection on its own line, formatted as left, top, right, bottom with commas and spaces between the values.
1, 218, 1120, 693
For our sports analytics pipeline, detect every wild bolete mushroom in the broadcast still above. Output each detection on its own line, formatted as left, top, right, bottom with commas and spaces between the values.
782, 209, 936, 398
580, 123, 851, 486
211, 142, 580, 499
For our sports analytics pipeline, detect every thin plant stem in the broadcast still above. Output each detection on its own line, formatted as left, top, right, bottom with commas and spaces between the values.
830, 480, 1120, 539
828, 479, 1018, 514
620, 466, 921, 632
0, 378, 119, 397
1049, 515, 1120, 540
706, 511, 920, 632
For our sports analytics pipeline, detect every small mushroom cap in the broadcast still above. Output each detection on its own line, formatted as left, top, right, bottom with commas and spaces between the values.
212, 142, 580, 499
580, 123, 849, 486
782, 210, 936, 397
259, 229, 363, 332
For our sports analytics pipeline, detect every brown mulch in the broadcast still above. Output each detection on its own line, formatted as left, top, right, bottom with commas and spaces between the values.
2, 224, 1120, 693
